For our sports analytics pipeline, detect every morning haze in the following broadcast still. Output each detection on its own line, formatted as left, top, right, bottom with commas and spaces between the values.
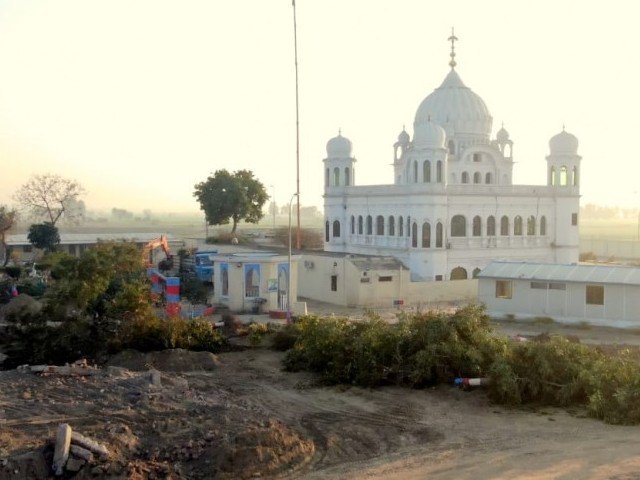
1, 0, 638, 212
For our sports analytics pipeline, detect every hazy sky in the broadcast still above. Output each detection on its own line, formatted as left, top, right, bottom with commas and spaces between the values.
1, 0, 639, 213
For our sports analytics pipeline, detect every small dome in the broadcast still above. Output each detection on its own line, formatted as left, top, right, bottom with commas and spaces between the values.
549, 129, 578, 155
397, 128, 410, 144
413, 119, 446, 149
326, 131, 352, 158
496, 125, 510, 143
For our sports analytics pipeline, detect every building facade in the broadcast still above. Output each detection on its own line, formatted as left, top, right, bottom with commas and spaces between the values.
323, 37, 581, 281
478, 261, 640, 328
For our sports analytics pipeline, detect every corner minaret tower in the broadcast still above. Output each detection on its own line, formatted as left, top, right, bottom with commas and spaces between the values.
323, 130, 355, 189
546, 127, 581, 189
547, 127, 581, 263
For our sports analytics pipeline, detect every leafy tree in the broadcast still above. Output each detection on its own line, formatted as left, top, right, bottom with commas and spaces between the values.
14, 173, 85, 225
0, 205, 18, 266
194, 169, 268, 234
28, 223, 60, 252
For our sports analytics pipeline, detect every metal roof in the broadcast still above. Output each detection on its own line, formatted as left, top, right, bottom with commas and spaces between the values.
478, 261, 640, 286
7, 232, 178, 246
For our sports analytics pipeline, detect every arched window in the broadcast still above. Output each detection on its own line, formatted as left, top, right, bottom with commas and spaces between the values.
485, 172, 492, 184
450, 267, 467, 280
422, 222, 431, 248
334, 167, 340, 186
366, 215, 373, 235
500, 216, 509, 236
398, 216, 404, 237
325, 168, 329, 187
448, 140, 455, 155
333, 220, 341, 237
473, 172, 481, 184
451, 215, 466, 237
560, 166, 568, 186
472, 268, 481, 279
472, 216, 482, 236
376, 215, 384, 235
540, 216, 547, 236
572, 166, 578, 186
550, 166, 556, 186
345, 167, 350, 186
350, 215, 355, 234
437, 161, 443, 183
423, 161, 431, 183
245, 265, 260, 298
436, 222, 443, 247
514, 215, 523, 236
413, 161, 418, 183
221, 264, 229, 296
411, 223, 418, 248
358, 215, 363, 235
325, 221, 330, 242
527, 215, 536, 236
388, 216, 395, 236
462, 172, 469, 184
487, 216, 496, 236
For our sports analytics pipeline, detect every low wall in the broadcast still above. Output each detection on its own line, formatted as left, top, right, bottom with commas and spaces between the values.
580, 238, 640, 260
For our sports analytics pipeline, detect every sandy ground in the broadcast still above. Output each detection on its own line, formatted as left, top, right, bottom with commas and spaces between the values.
2, 343, 640, 479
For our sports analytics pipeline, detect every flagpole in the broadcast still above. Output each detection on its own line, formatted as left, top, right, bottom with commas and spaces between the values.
292, 0, 301, 249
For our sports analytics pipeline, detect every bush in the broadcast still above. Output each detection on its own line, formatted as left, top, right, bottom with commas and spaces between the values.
185, 318, 226, 352
271, 324, 300, 351
115, 315, 226, 353
281, 306, 640, 425
273, 227, 323, 250
4, 266, 21, 279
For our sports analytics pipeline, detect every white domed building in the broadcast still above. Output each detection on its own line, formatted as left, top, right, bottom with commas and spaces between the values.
322, 36, 581, 282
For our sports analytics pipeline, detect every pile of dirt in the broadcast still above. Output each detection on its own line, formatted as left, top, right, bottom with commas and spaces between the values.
107, 349, 221, 372
213, 419, 315, 479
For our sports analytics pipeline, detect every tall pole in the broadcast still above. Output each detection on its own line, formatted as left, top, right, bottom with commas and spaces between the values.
287, 193, 298, 323
270, 184, 276, 229
292, 0, 301, 249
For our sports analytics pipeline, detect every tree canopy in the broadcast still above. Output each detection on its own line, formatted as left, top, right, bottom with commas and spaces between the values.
14, 173, 85, 225
194, 169, 268, 234
0, 205, 18, 266
28, 223, 60, 252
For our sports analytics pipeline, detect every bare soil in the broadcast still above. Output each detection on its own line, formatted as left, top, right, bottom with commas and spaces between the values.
2, 346, 640, 479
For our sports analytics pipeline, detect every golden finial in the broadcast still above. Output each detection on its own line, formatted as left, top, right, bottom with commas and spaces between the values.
448, 27, 458, 69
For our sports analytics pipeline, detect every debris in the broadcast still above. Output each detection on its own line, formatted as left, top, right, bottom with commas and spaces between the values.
70, 444, 93, 462
148, 369, 162, 387
64, 457, 85, 472
18, 359, 100, 376
71, 431, 110, 459
52, 423, 72, 476
454, 377, 491, 388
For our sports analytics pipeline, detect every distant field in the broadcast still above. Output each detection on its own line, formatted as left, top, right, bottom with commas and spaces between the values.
580, 219, 640, 241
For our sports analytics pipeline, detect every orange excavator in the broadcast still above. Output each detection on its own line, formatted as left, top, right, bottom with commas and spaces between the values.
142, 235, 173, 269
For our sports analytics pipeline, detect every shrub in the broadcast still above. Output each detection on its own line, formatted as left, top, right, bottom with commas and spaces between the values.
281, 305, 640, 425
271, 324, 300, 351
186, 318, 226, 352
245, 322, 270, 346
273, 227, 323, 250
4, 266, 21, 279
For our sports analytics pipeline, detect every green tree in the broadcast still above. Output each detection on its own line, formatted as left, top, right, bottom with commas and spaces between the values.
0, 205, 18, 266
194, 169, 268, 234
14, 173, 85, 225
28, 223, 60, 252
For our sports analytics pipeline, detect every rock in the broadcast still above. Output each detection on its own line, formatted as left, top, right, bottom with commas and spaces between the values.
65, 457, 86, 472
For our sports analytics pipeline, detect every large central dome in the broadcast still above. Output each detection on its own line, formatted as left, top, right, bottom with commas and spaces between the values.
414, 69, 492, 139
